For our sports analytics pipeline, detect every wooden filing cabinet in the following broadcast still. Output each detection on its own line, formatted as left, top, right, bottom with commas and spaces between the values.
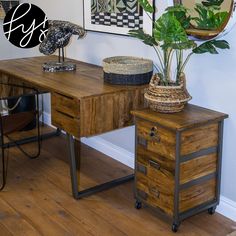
131, 104, 228, 232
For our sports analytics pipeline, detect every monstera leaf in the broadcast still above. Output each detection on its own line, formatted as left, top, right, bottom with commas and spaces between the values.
154, 12, 188, 44
163, 40, 196, 50
138, 0, 154, 13
165, 4, 191, 29
129, 29, 158, 46
193, 40, 229, 54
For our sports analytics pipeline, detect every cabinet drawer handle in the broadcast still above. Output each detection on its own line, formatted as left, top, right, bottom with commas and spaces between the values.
150, 187, 160, 198
149, 127, 161, 142
149, 160, 161, 170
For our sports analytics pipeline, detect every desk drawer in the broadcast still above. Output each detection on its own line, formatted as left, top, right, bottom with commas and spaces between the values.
51, 92, 80, 118
52, 109, 80, 138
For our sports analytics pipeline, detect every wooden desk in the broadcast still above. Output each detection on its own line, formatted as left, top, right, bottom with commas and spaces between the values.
0, 56, 147, 198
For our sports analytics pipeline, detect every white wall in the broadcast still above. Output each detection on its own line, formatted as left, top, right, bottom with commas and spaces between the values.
1, 0, 236, 204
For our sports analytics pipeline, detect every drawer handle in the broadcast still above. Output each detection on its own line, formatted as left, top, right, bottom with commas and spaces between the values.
149, 127, 161, 143
150, 187, 160, 198
149, 126, 157, 137
149, 160, 161, 170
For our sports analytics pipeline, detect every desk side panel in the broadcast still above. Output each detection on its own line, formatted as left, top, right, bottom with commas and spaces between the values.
80, 88, 146, 137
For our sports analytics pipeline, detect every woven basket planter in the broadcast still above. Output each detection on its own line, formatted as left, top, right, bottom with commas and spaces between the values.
103, 56, 153, 85
144, 74, 192, 113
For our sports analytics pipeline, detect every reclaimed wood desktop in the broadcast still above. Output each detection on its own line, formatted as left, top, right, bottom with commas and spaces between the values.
0, 56, 147, 199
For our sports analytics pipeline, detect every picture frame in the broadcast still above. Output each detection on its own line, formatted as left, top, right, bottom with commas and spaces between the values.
83, 0, 155, 36
0, 0, 19, 20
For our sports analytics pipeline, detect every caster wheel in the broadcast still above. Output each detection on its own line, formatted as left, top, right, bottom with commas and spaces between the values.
208, 206, 216, 215
172, 223, 179, 233
135, 200, 142, 209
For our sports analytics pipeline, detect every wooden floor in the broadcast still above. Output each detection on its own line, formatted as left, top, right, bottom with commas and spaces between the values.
0, 127, 235, 236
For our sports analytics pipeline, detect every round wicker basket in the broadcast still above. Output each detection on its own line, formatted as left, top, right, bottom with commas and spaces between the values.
144, 74, 192, 113
103, 56, 153, 85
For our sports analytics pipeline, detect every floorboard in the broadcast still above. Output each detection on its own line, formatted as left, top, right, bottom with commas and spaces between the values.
0, 127, 235, 236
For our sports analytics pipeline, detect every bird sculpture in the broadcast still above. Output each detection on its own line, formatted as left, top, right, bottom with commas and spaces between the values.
39, 20, 86, 72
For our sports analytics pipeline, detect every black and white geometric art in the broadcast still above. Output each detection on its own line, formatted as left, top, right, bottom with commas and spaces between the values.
84, 0, 154, 35
91, 12, 143, 29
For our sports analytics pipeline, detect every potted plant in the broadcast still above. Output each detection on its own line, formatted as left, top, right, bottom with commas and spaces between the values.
129, 0, 230, 113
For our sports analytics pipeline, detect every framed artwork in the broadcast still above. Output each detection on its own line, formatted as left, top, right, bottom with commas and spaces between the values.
83, 0, 155, 35
0, 0, 19, 20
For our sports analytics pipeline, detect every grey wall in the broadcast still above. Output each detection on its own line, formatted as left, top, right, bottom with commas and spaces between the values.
0, 0, 236, 202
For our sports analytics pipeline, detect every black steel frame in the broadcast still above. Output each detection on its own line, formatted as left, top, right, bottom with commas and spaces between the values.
1, 128, 61, 149
0, 83, 41, 190
66, 133, 134, 199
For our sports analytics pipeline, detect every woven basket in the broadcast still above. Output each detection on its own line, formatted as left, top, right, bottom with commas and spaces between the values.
144, 74, 192, 113
103, 56, 153, 85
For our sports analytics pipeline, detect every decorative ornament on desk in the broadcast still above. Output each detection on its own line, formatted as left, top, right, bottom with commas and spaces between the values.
39, 20, 86, 72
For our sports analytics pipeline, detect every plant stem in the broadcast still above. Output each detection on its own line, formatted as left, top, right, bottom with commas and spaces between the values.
153, 46, 164, 73
176, 49, 183, 84
153, 63, 161, 73
180, 52, 193, 74
163, 49, 168, 83
167, 48, 174, 82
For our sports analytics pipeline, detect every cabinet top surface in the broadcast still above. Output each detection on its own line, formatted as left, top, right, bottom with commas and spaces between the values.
0, 56, 147, 99
132, 104, 228, 131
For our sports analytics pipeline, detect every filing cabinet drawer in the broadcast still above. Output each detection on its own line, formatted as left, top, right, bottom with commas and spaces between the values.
136, 173, 174, 215
51, 92, 80, 118
136, 146, 175, 216
136, 165, 216, 215
137, 145, 175, 174
51, 109, 80, 138
137, 119, 176, 160
136, 162, 174, 195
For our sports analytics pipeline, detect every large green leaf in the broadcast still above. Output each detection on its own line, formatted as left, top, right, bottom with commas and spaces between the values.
154, 12, 188, 44
163, 40, 196, 50
128, 29, 158, 46
192, 40, 229, 54
165, 4, 191, 29
137, 0, 154, 13
211, 40, 230, 49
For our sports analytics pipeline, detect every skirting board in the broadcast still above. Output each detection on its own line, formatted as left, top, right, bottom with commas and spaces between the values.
217, 196, 236, 222
42, 111, 236, 222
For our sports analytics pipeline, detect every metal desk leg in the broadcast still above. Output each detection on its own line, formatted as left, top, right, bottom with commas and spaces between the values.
67, 133, 79, 199
66, 133, 134, 200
